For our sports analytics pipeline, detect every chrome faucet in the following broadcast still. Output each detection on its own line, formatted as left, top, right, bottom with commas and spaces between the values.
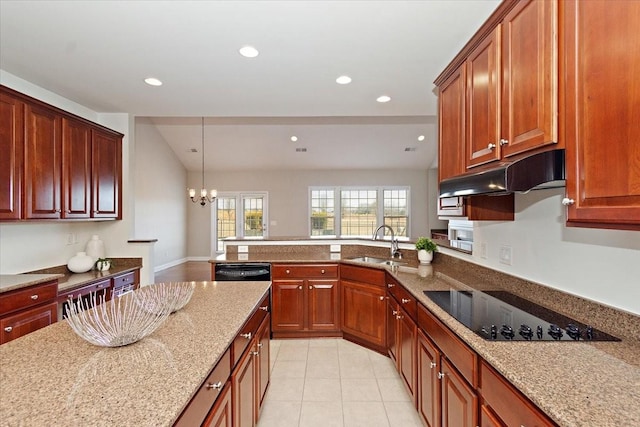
372, 225, 401, 259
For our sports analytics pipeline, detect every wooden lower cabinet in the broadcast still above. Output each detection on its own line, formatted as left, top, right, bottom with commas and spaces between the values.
341, 279, 386, 350
233, 340, 257, 427
255, 314, 271, 418
417, 330, 440, 427
387, 293, 417, 402
203, 382, 232, 427
0, 279, 58, 344
271, 264, 340, 337
441, 358, 477, 427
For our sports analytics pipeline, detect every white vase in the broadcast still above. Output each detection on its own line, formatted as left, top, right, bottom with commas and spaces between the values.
85, 235, 105, 262
68, 252, 95, 273
417, 249, 433, 265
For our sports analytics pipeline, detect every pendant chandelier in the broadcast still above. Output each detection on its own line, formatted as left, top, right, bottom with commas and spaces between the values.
188, 117, 217, 206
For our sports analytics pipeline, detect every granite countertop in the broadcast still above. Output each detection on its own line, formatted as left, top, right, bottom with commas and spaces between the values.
0, 281, 271, 426
0, 274, 64, 294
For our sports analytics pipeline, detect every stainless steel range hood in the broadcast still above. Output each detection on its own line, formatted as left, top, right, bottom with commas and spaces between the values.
439, 149, 565, 198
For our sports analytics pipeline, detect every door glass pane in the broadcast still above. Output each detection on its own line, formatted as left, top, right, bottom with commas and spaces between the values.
243, 196, 264, 237
216, 197, 236, 251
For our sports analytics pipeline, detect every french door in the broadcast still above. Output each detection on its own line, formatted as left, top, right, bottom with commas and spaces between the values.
213, 192, 268, 253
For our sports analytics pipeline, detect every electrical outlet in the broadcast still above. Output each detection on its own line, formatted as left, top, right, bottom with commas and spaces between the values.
330, 244, 341, 253
66, 233, 74, 245
238, 245, 249, 253
480, 242, 488, 259
499, 245, 512, 265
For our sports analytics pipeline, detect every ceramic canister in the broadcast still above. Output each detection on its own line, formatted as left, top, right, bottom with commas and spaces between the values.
85, 235, 105, 262
67, 252, 95, 273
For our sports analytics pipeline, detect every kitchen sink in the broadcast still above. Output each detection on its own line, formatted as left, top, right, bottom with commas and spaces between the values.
349, 256, 407, 267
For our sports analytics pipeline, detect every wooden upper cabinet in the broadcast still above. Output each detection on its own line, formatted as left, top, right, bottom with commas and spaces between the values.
438, 65, 466, 181
466, 26, 502, 168
500, 0, 557, 158
562, 0, 640, 229
24, 103, 62, 219
0, 91, 23, 220
62, 118, 92, 218
92, 129, 122, 219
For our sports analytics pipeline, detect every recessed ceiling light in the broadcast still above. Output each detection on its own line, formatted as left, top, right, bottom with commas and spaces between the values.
376, 95, 391, 103
291, 136, 298, 142
239, 45, 259, 58
336, 75, 352, 85
144, 77, 163, 86
418, 135, 425, 142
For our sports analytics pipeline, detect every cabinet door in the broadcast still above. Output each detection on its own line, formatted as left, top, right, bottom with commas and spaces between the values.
398, 307, 417, 402
62, 118, 91, 218
438, 65, 466, 181
466, 26, 501, 168
441, 358, 477, 427
24, 103, 62, 219
387, 298, 398, 365
271, 280, 305, 332
480, 405, 504, 427
307, 279, 339, 331
92, 129, 121, 218
341, 279, 386, 348
203, 382, 232, 427
232, 344, 257, 427
1, 302, 57, 344
563, 0, 640, 229
500, 0, 557, 157
0, 91, 23, 220
418, 331, 440, 427
255, 314, 271, 415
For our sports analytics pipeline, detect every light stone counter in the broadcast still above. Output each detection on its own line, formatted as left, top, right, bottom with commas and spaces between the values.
0, 281, 271, 426
0, 274, 64, 293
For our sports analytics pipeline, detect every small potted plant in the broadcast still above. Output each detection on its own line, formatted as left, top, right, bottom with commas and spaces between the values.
95, 257, 112, 272
415, 237, 437, 265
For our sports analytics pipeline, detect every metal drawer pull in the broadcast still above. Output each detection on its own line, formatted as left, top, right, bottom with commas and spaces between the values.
396, 315, 403, 320
259, 306, 268, 311
30, 295, 39, 300
240, 332, 252, 339
487, 143, 496, 150
401, 298, 410, 304
387, 283, 395, 288
298, 285, 302, 290
430, 362, 436, 369
392, 310, 398, 316
286, 269, 290, 274
379, 296, 385, 301
4, 326, 12, 333
438, 372, 446, 380
309, 285, 313, 290
258, 343, 263, 348
321, 269, 325, 274
252, 351, 260, 357
206, 381, 223, 390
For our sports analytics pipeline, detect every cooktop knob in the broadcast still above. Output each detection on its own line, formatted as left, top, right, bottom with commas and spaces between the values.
586, 326, 594, 340
519, 325, 533, 341
566, 324, 581, 340
490, 325, 497, 340
548, 324, 564, 340
500, 325, 515, 340
536, 325, 543, 339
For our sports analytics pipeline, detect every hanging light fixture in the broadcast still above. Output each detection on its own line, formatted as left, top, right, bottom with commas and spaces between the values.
188, 117, 217, 206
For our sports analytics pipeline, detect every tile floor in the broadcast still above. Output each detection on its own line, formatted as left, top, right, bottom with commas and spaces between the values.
257, 338, 424, 427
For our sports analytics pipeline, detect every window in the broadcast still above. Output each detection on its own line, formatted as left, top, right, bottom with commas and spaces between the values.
212, 192, 268, 253
309, 187, 409, 238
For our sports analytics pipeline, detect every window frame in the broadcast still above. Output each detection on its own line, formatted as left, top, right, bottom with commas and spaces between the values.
211, 191, 269, 254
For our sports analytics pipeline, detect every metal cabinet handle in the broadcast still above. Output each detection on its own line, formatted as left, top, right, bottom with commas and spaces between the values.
392, 310, 398, 316
396, 315, 403, 320
499, 138, 509, 146
321, 269, 325, 274
252, 351, 260, 357
240, 332, 252, 340
430, 362, 437, 369
487, 143, 496, 150
206, 381, 223, 390
387, 283, 395, 288
562, 197, 575, 206
298, 285, 302, 290
258, 343, 263, 348
309, 285, 313, 290
401, 298, 410, 304
30, 294, 39, 300
379, 296, 385, 301
286, 269, 291, 274
4, 326, 12, 333
438, 372, 446, 380
259, 306, 268, 311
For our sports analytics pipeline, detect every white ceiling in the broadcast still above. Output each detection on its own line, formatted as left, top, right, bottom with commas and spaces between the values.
0, 0, 500, 171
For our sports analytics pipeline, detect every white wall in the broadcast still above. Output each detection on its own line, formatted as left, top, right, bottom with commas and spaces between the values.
0, 71, 154, 284
441, 188, 640, 315
134, 118, 188, 269
187, 169, 432, 257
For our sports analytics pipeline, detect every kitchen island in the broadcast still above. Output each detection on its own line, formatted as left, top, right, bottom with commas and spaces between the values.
0, 280, 270, 426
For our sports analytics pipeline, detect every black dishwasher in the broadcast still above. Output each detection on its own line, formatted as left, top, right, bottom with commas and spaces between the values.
214, 263, 271, 281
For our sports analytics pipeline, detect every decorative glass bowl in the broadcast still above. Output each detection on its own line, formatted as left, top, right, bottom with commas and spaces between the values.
136, 282, 196, 315
66, 289, 171, 347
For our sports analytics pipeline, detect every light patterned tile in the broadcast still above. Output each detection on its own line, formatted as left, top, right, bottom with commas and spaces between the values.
383, 401, 424, 427
256, 400, 301, 427
306, 358, 341, 379
299, 401, 344, 427
271, 359, 307, 379
264, 377, 305, 401
308, 338, 340, 347
377, 377, 411, 402
371, 356, 399, 379
339, 352, 375, 379
342, 401, 390, 427
277, 345, 309, 361
341, 378, 382, 402
303, 378, 342, 402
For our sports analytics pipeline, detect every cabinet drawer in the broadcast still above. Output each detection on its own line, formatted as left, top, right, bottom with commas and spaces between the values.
174, 349, 231, 427
386, 276, 417, 321
58, 278, 111, 301
479, 360, 555, 427
112, 271, 135, 289
272, 264, 338, 279
418, 303, 477, 387
232, 293, 269, 367
340, 264, 385, 286
0, 280, 58, 316
1, 301, 57, 344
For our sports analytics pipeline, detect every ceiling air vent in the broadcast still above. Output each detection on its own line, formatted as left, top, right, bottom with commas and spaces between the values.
404, 147, 416, 152
296, 148, 307, 152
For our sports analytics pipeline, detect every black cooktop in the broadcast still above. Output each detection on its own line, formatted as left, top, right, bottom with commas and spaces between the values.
424, 289, 619, 342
